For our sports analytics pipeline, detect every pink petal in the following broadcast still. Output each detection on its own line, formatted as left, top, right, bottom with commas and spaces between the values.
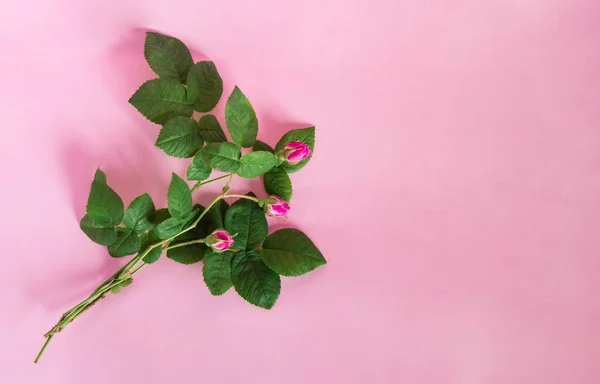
273, 197, 290, 209
273, 196, 284, 204
268, 205, 288, 216
284, 141, 305, 150
213, 230, 231, 241
286, 151, 305, 163
213, 242, 230, 250
285, 144, 312, 163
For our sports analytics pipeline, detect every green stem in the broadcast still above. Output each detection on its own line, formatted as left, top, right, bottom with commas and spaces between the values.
176, 194, 224, 237
38, 246, 154, 351
223, 194, 259, 202
59, 293, 107, 330
35, 188, 239, 363
58, 266, 125, 322
165, 239, 205, 250
91, 267, 126, 295
191, 173, 231, 193
130, 262, 146, 275
34, 334, 54, 364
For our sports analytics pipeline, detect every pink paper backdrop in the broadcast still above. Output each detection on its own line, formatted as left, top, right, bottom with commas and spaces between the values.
1, 0, 600, 383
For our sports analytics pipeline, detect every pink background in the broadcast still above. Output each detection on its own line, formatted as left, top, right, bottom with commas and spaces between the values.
1, 0, 600, 383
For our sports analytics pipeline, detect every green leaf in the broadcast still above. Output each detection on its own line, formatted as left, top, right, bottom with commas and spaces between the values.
217, 200, 229, 224
138, 232, 162, 264
261, 228, 326, 276
189, 205, 217, 237
198, 114, 227, 143
86, 169, 124, 227
236, 151, 279, 178
144, 32, 193, 83
144, 245, 163, 264
110, 285, 121, 294
263, 167, 293, 202
128, 79, 193, 124
225, 86, 258, 148
231, 251, 280, 309
200, 142, 240, 172
80, 214, 117, 246
180, 208, 200, 228
166, 230, 208, 265
120, 278, 134, 288
168, 173, 192, 219
224, 195, 267, 251
108, 228, 141, 257
187, 151, 212, 181
274, 127, 315, 173
123, 193, 155, 233
166, 244, 207, 264
186, 61, 223, 112
111, 277, 134, 294
155, 117, 203, 158
153, 217, 182, 239
252, 140, 273, 152
196, 200, 229, 233
93, 168, 107, 183
150, 208, 171, 226
202, 249, 234, 295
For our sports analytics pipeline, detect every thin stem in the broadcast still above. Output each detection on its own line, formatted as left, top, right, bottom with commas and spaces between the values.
121, 245, 154, 272
191, 173, 231, 193
130, 262, 146, 275
91, 267, 126, 295
177, 194, 224, 237
58, 266, 124, 322
35, 192, 232, 363
34, 334, 54, 364
60, 293, 107, 329
40, 245, 155, 341
165, 239, 204, 250
221, 173, 234, 194
223, 194, 259, 202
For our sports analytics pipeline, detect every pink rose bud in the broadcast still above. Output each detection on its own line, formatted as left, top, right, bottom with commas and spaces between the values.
282, 141, 312, 164
264, 196, 291, 218
205, 229, 234, 252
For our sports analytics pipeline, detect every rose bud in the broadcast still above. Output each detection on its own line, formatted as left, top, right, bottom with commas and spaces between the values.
262, 196, 291, 218
204, 229, 234, 252
280, 141, 312, 164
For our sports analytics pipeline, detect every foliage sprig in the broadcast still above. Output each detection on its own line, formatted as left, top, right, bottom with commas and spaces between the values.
34, 32, 325, 363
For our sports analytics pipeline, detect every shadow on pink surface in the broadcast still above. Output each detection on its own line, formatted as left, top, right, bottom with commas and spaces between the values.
25, 132, 165, 312
103, 27, 155, 107
25, 259, 121, 313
